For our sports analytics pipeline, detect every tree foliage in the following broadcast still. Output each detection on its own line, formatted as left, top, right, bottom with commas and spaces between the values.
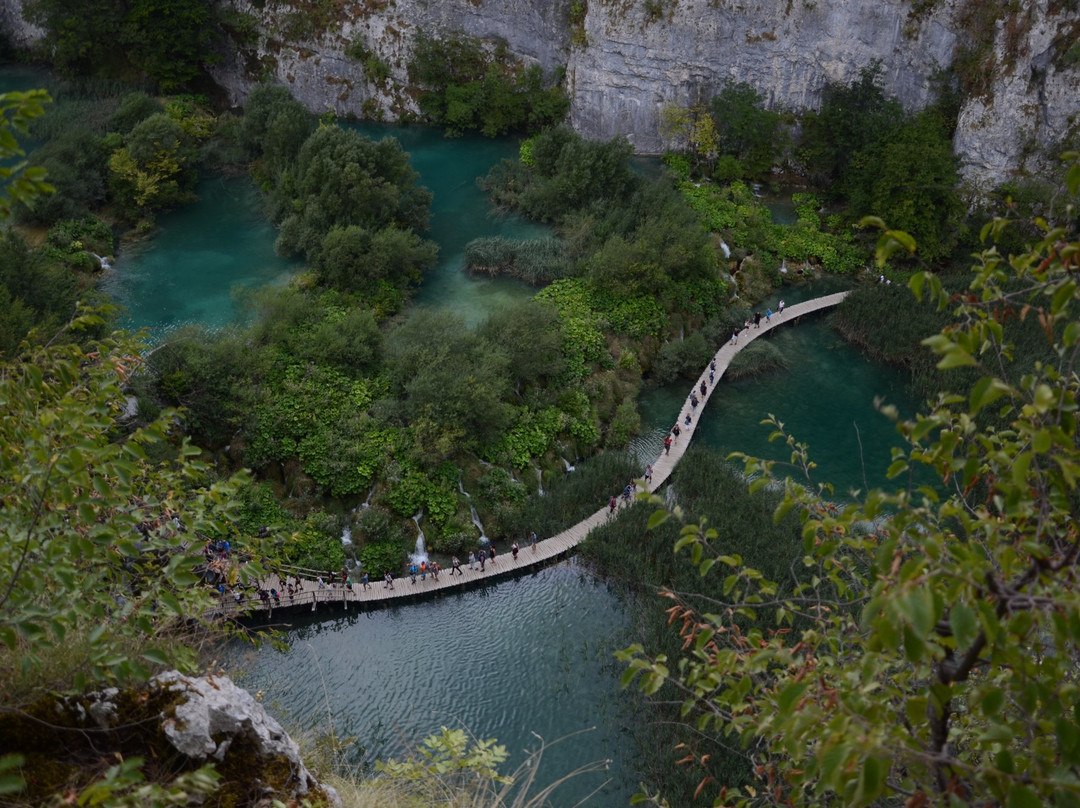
0, 89, 53, 221
24, 0, 217, 90
621, 161, 1080, 806
0, 314, 257, 702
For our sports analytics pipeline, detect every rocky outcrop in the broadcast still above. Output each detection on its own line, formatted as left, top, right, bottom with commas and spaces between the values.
1, 0, 1077, 191
154, 670, 341, 807
0, 671, 342, 807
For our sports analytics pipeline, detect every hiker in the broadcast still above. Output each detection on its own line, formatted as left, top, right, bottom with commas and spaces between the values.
778, 299, 785, 316
754, 311, 762, 328
645, 464, 653, 487
530, 531, 538, 552
609, 494, 618, 516
452, 556, 463, 575
468, 551, 476, 570
765, 308, 772, 323
361, 571, 370, 589
383, 571, 394, 589
512, 542, 519, 561
664, 434, 672, 454
699, 380, 707, 397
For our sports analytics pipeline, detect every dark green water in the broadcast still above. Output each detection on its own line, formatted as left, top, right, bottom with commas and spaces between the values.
225, 561, 638, 805
634, 280, 926, 497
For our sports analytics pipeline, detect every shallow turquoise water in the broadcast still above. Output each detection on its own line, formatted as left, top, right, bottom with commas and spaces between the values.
100, 175, 300, 338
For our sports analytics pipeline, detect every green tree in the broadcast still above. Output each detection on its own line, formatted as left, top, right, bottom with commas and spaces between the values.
25, 0, 215, 89
847, 110, 963, 262
385, 309, 513, 455
621, 161, 1080, 806
239, 84, 315, 185
273, 125, 432, 260
709, 81, 787, 179
108, 112, 198, 219
315, 223, 439, 306
0, 316, 256, 701
799, 63, 903, 194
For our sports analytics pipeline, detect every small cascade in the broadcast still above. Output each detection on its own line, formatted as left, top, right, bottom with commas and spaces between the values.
410, 509, 429, 564
780, 258, 788, 274
720, 240, 731, 259
341, 526, 353, 546
561, 457, 576, 473
470, 503, 489, 546
89, 252, 113, 270
360, 483, 376, 509
664, 486, 677, 509
535, 466, 545, 497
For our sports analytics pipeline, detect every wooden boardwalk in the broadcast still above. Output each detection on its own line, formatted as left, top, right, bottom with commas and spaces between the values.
224, 291, 850, 618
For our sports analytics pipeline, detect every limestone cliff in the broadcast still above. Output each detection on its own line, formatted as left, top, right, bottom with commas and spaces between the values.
1, 0, 1077, 191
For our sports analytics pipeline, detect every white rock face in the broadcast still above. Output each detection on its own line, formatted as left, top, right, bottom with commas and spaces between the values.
567, 0, 958, 153
1, 0, 1077, 191
952, 0, 1080, 192
154, 671, 342, 808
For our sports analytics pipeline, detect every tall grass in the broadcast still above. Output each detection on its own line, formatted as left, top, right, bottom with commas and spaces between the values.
579, 446, 805, 805
500, 451, 639, 539
724, 338, 788, 380
323, 732, 612, 808
464, 237, 573, 285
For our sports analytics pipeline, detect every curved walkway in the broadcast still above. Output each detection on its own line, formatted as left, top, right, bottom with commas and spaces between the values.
227, 291, 850, 617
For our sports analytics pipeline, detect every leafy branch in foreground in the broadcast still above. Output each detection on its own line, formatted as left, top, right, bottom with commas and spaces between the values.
621, 157, 1080, 807
0, 308, 262, 703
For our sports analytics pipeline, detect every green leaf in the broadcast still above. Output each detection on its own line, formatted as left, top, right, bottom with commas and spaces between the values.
1007, 785, 1042, 808
949, 603, 978, 649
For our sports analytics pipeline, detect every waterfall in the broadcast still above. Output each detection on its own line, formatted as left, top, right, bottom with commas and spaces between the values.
89, 252, 113, 270
470, 503, 489, 546
410, 509, 428, 564
535, 466, 545, 496
561, 457, 576, 473
361, 483, 376, 509
720, 240, 731, 259
780, 258, 788, 274
341, 526, 352, 545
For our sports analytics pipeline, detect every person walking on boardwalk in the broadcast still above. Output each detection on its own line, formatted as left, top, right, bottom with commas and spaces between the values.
530, 531, 538, 552
478, 548, 486, 571
684, 412, 692, 426
489, 544, 496, 565
645, 464, 653, 487
431, 562, 440, 581
754, 311, 762, 328
383, 571, 394, 589
361, 571, 370, 589
778, 299, 785, 316
664, 434, 672, 455
609, 494, 618, 516
765, 307, 772, 323
409, 563, 418, 584
672, 423, 681, 442
699, 380, 707, 397
451, 556, 463, 575
730, 327, 739, 345
512, 542, 519, 561
420, 561, 427, 582
709, 369, 715, 385
468, 551, 476, 570
690, 392, 698, 410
